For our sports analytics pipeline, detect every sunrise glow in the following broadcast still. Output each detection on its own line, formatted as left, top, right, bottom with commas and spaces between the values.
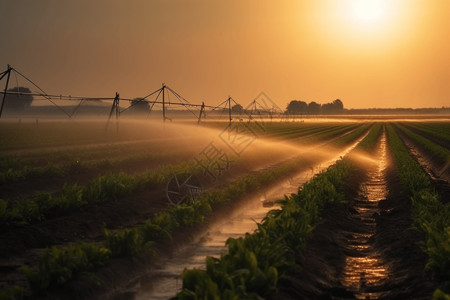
0, 2, 449, 299
0, 1, 449, 109
352, 0, 387, 22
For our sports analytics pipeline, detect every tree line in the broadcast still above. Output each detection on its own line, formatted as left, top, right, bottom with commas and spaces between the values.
285, 99, 344, 115
1, 87, 34, 112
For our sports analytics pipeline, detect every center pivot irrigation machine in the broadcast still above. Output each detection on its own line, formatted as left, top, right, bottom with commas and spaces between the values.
0, 65, 284, 129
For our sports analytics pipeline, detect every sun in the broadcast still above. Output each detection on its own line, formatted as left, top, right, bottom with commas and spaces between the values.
352, 0, 387, 22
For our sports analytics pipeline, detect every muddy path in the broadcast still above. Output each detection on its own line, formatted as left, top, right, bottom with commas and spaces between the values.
275, 130, 437, 299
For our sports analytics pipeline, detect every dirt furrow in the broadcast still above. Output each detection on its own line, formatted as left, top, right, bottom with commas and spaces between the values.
401, 123, 450, 150
339, 133, 389, 299
394, 125, 450, 202
276, 129, 436, 299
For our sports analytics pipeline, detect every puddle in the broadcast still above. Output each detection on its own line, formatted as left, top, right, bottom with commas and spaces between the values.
341, 129, 390, 299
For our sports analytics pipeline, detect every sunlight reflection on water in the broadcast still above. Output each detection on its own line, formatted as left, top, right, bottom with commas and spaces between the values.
341, 130, 389, 300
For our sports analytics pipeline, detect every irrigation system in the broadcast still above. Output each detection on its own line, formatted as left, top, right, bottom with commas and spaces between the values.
0, 65, 284, 127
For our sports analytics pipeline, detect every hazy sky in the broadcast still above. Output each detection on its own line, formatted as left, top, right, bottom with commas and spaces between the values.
1, 0, 449, 109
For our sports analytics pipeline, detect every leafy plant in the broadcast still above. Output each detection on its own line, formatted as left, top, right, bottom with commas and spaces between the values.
103, 228, 143, 258
177, 156, 355, 298
22, 242, 111, 294
0, 286, 23, 300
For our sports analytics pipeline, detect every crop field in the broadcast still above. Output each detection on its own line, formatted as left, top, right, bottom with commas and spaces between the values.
0, 117, 449, 300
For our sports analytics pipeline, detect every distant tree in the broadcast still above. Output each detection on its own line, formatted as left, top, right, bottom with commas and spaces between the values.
333, 99, 344, 111
128, 98, 149, 115
308, 101, 321, 115
3, 86, 33, 111
322, 99, 344, 114
286, 100, 308, 115
231, 103, 244, 113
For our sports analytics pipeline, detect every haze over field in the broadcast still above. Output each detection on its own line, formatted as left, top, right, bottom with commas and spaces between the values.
1, 0, 449, 109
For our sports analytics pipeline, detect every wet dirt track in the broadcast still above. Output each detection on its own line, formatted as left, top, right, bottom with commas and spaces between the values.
276, 130, 437, 299
340, 133, 389, 299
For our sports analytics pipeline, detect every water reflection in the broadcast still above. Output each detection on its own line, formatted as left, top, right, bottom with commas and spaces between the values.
341, 130, 389, 299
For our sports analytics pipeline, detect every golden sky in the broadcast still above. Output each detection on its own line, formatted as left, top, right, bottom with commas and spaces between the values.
1, 0, 449, 109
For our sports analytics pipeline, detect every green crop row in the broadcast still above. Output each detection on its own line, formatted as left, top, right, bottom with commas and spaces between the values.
16, 149, 329, 297
331, 122, 372, 148
21, 242, 112, 294
0, 150, 187, 186
386, 124, 450, 299
20, 196, 215, 296
353, 123, 382, 151
395, 123, 450, 166
0, 122, 361, 189
175, 124, 385, 299
243, 121, 330, 136
0, 163, 66, 185
3, 124, 379, 298
1, 120, 368, 229
0, 161, 197, 228
406, 122, 450, 145
0, 120, 170, 151
0, 143, 161, 172
0, 286, 23, 300
245, 122, 360, 147
0, 122, 120, 151
236, 121, 361, 146
259, 123, 356, 142
298, 123, 361, 144
177, 158, 355, 299
1, 146, 304, 229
